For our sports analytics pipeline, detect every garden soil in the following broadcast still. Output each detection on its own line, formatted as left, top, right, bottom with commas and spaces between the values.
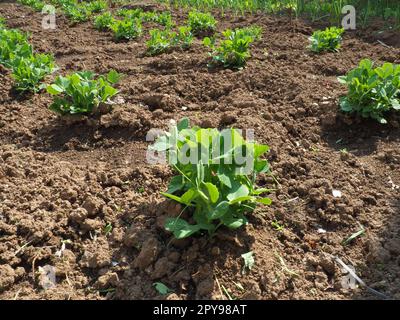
0, 1, 399, 300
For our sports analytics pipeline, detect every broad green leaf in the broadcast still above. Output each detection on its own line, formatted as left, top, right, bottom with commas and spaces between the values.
222, 215, 247, 229
153, 282, 172, 295
204, 182, 219, 203
208, 201, 229, 220
254, 159, 269, 173
165, 218, 201, 239
106, 70, 121, 84
254, 143, 269, 157
181, 188, 196, 204
217, 171, 232, 188
177, 117, 189, 131
227, 184, 249, 202
167, 175, 185, 194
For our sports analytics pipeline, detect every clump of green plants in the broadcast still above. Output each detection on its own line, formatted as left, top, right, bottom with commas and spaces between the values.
175, 26, 194, 48
85, 0, 107, 13
116, 8, 143, 18
47, 70, 122, 115
0, 28, 32, 67
338, 59, 400, 124
150, 118, 271, 239
141, 11, 158, 22
0, 17, 5, 28
155, 11, 174, 27
61, 0, 107, 23
146, 26, 193, 55
64, 5, 92, 23
93, 12, 115, 30
0, 25, 58, 92
110, 18, 142, 41
17, 0, 46, 12
11, 53, 57, 92
147, 29, 175, 55
203, 26, 262, 69
309, 26, 344, 53
187, 11, 217, 36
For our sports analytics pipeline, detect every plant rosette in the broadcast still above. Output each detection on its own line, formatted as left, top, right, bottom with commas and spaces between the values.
149, 118, 272, 239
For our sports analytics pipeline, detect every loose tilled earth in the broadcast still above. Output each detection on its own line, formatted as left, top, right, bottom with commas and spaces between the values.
0, 0, 400, 300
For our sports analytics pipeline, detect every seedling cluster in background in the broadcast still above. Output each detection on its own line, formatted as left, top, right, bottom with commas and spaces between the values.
309, 26, 344, 53
147, 26, 193, 55
187, 10, 217, 36
150, 118, 272, 239
338, 59, 400, 124
160, 0, 400, 28
0, 25, 57, 92
203, 26, 262, 69
47, 70, 122, 115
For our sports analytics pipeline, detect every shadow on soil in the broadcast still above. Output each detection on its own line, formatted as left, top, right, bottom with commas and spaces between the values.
30, 118, 149, 152
352, 198, 400, 300
320, 113, 400, 157
321, 115, 400, 300
110, 199, 256, 300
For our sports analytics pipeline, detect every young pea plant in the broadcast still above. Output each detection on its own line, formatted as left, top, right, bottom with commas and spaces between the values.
203, 26, 262, 69
141, 11, 159, 23
11, 53, 57, 93
309, 26, 344, 53
146, 27, 193, 55
64, 5, 92, 23
110, 18, 142, 41
338, 59, 400, 124
116, 8, 143, 19
0, 28, 32, 67
47, 70, 122, 115
156, 11, 174, 28
187, 11, 217, 36
150, 118, 272, 239
85, 0, 107, 14
93, 12, 115, 31
17, 0, 46, 12
147, 29, 175, 56
175, 26, 194, 49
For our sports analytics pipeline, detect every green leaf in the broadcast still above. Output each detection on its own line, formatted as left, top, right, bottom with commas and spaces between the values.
257, 197, 272, 205
217, 171, 232, 188
203, 182, 219, 203
181, 188, 196, 204
254, 143, 269, 157
254, 159, 269, 173
222, 215, 247, 229
165, 218, 201, 239
227, 184, 249, 202
203, 37, 212, 47
106, 70, 121, 84
167, 175, 185, 194
153, 282, 172, 295
161, 192, 185, 204
208, 201, 229, 220
177, 117, 190, 131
